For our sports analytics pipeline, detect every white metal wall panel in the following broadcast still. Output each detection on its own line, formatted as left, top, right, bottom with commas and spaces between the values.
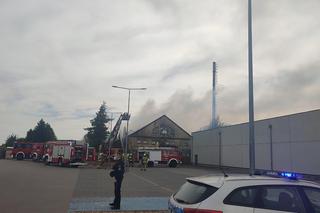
255, 119, 271, 144
222, 125, 244, 145
270, 117, 291, 143
197, 145, 219, 165
291, 141, 320, 174
222, 145, 245, 168
255, 143, 271, 170
192, 110, 320, 175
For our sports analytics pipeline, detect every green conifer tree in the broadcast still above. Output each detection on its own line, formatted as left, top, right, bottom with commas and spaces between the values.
85, 102, 112, 151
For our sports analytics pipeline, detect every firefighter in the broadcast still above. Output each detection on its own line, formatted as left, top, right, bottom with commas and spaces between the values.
98, 153, 107, 168
109, 155, 125, 210
128, 153, 134, 167
121, 152, 128, 166
141, 152, 149, 171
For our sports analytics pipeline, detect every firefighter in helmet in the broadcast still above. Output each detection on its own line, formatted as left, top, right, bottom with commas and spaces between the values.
141, 152, 149, 171
128, 153, 134, 167
121, 152, 126, 162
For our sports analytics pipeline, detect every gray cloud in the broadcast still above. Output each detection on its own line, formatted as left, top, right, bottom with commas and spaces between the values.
0, 0, 320, 142
26, 103, 61, 118
254, 63, 320, 117
161, 57, 212, 81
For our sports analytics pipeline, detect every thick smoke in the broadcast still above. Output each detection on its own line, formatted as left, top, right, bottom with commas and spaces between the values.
130, 60, 320, 133
130, 89, 212, 133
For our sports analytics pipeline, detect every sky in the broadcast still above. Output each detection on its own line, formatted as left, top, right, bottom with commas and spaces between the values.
1, 0, 320, 144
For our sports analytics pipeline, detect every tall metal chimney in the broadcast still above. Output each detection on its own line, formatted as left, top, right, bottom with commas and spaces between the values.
212, 62, 217, 128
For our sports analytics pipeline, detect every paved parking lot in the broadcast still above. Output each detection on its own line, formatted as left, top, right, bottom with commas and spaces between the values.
0, 159, 79, 213
70, 166, 219, 212
0, 159, 228, 213
73, 166, 216, 198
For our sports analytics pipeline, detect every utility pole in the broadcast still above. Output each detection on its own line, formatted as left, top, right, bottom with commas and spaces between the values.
248, 0, 256, 176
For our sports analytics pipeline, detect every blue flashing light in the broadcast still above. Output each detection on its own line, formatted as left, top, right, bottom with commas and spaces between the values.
279, 172, 298, 179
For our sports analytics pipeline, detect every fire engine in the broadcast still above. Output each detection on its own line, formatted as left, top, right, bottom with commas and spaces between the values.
12, 142, 34, 160
136, 146, 182, 168
31, 143, 45, 161
42, 140, 88, 167
86, 146, 97, 161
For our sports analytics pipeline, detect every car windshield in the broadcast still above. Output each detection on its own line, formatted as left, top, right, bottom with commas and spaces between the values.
174, 180, 218, 204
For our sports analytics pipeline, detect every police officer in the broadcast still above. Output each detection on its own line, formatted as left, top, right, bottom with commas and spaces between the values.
109, 156, 125, 209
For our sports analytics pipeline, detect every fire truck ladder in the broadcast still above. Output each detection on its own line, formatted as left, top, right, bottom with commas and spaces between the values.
100, 112, 130, 166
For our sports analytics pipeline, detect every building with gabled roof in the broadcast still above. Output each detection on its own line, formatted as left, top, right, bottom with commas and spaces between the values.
128, 115, 192, 163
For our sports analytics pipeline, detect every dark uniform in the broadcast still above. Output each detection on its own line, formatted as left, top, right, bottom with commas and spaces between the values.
109, 158, 125, 209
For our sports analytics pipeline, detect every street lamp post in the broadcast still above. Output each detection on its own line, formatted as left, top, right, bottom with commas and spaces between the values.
112, 85, 147, 167
248, 0, 255, 176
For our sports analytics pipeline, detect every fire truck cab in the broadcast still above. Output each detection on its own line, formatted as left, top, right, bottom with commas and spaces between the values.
12, 142, 33, 160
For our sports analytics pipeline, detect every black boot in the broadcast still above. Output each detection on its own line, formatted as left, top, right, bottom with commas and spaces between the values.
111, 206, 120, 210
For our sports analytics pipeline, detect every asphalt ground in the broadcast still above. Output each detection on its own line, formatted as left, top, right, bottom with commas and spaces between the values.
3, 159, 320, 213
0, 159, 222, 213
73, 166, 216, 198
0, 159, 79, 213
70, 165, 219, 212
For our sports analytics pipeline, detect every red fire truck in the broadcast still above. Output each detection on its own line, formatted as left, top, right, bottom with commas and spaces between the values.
11, 140, 96, 165
12, 142, 43, 160
31, 143, 45, 161
136, 147, 182, 168
86, 146, 97, 161
43, 140, 88, 167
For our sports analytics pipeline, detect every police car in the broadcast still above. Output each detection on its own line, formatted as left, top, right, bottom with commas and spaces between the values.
169, 172, 320, 213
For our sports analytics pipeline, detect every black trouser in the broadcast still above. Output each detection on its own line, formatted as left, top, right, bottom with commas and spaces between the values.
113, 179, 122, 207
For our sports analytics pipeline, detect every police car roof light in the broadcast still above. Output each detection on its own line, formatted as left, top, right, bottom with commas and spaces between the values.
264, 171, 301, 180
279, 172, 299, 180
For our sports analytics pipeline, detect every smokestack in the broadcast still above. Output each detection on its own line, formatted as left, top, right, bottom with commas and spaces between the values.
212, 62, 217, 128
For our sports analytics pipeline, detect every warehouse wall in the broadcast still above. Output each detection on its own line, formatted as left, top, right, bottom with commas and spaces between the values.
192, 109, 320, 175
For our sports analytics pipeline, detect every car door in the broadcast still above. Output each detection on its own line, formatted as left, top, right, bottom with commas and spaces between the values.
301, 186, 320, 213
254, 185, 306, 213
223, 186, 256, 213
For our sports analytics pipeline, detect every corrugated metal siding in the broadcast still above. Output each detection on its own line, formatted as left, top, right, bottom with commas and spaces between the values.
192, 110, 320, 175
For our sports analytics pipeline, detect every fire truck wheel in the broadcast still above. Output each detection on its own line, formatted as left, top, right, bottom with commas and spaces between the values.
44, 157, 50, 165
16, 153, 24, 160
32, 154, 37, 161
169, 160, 177, 168
58, 158, 63, 167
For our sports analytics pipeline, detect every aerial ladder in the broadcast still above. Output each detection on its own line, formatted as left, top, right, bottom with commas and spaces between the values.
98, 112, 130, 167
